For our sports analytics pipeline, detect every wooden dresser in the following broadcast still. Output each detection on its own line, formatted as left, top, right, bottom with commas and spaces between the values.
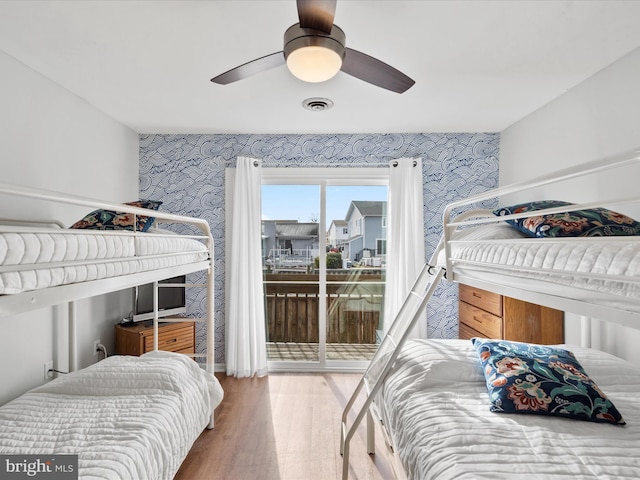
458, 284, 564, 344
115, 320, 195, 356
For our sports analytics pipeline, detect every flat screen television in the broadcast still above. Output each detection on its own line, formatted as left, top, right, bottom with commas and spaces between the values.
132, 275, 186, 322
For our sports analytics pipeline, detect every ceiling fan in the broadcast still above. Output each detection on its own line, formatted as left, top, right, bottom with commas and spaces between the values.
210, 0, 415, 94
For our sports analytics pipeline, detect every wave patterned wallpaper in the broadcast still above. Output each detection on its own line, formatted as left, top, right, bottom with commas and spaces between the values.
139, 133, 499, 364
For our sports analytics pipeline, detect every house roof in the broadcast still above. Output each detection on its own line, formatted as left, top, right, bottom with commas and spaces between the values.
275, 222, 319, 238
346, 201, 386, 219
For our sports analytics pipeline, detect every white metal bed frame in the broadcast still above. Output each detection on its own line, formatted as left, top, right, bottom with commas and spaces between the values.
340, 148, 640, 479
0, 182, 217, 426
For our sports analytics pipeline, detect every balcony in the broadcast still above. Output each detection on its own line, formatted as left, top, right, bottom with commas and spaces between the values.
264, 270, 384, 361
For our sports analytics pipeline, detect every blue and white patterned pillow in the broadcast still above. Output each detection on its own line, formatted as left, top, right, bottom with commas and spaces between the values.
493, 200, 640, 237
70, 200, 162, 232
472, 338, 625, 426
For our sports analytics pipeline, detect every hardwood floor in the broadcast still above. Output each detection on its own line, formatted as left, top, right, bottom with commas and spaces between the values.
175, 373, 395, 480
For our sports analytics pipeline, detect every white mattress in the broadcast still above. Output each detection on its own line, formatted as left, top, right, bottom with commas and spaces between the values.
442, 224, 640, 313
0, 228, 209, 294
0, 351, 223, 480
379, 339, 640, 480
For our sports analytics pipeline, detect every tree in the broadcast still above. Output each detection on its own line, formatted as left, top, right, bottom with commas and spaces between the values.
327, 252, 342, 269
314, 252, 343, 269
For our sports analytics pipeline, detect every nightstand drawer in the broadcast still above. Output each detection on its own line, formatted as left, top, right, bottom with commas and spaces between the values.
144, 331, 193, 352
459, 301, 502, 338
459, 284, 502, 317
143, 323, 194, 353
458, 321, 485, 340
115, 321, 195, 356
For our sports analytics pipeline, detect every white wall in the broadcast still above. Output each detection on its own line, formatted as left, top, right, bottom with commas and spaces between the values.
500, 47, 640, 364
0, 51, 139, 404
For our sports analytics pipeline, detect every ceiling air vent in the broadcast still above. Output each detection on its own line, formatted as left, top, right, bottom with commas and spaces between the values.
302, 97, 334, 111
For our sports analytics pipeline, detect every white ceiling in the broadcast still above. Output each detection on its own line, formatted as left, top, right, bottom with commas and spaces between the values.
1, 0, 639, 135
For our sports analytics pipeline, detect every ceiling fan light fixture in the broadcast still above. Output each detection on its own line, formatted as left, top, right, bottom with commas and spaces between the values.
286, 46, 342, 82
211, 2, 414, 94
283, 23, 346, 84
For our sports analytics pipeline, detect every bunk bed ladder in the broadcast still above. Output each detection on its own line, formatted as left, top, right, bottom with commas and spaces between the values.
151, 267, 216, 429
340, 260, 445, 480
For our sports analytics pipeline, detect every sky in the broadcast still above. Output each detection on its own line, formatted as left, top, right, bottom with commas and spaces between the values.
261, 185, 387, 227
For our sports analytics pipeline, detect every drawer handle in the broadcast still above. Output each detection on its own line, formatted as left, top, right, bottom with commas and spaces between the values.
473, 315, 483, 323
472, 292, 482, 298
163, 338, 178, 343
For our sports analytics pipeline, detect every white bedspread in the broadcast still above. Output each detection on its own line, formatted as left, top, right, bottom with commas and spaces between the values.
0, 351, 223, 480
379, 339, 640, 480
0, 229, 209, 294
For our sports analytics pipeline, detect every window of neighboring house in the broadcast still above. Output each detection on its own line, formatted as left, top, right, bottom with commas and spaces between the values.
377, 238, 387, 255
382, 216, 387, 228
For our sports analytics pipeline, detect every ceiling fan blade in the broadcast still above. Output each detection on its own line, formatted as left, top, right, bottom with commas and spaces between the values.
341, 48, 415, 94
296, 0, 337, 34
211, 51, 285, 85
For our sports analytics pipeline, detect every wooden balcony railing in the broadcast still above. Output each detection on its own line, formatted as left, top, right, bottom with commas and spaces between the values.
264, 273, 383, 344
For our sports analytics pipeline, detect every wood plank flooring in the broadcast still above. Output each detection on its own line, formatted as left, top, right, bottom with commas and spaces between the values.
174, 373, 395, 480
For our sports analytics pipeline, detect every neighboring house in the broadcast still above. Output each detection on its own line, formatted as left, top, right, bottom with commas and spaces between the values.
327, 219, 348, 251
344, 201, 387, 264
262, 220, 319, 271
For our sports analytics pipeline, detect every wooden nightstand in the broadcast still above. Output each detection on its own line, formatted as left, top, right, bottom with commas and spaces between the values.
458, 284, 503, 340
115, 320, 195, 356
458, 284, 564, 344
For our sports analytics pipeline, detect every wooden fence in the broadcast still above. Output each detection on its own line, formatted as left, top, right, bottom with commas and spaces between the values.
264, 272, 383, 344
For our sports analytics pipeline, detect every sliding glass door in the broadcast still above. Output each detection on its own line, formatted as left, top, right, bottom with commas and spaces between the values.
262, 184, 321, 362
325, 186, 386, 362
261, 168, 388, 371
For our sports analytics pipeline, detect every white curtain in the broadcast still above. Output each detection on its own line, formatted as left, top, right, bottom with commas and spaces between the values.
383, 157, 426, 338
226, 157, 268, 377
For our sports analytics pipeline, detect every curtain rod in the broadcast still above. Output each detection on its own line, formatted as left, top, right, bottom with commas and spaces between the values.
252, 160, 419, 167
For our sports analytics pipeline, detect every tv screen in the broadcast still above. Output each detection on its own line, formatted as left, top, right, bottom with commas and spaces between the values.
132, 275, 186, 322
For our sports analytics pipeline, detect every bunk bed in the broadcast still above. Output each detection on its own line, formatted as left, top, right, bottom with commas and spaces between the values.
341, 148, 640, 479
0, 182, 222, 479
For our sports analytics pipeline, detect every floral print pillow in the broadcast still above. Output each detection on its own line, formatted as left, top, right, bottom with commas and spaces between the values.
70, 200, 162, 232
493, 200, 640, 237
472, 338, 625, 426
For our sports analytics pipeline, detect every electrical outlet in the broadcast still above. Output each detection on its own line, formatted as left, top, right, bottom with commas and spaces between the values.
93, 340, 101, 356
44, 360, 53, 381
